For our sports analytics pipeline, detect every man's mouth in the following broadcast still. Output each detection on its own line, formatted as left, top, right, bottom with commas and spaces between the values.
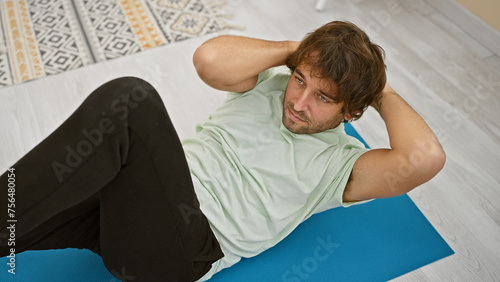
288, 107, 306, 123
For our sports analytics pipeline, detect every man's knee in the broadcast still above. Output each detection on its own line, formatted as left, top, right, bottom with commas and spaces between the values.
99, 76, 157, 102
117, 76, 156, 105
88, 77, 162, 119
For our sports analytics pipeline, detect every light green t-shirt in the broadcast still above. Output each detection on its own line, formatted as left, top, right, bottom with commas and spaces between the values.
182, 66, 369, 280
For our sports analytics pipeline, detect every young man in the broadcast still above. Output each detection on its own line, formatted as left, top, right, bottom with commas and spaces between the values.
187, 20, 445, 280
0, 21, 445, 281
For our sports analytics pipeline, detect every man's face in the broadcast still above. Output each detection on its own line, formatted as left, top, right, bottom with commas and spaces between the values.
282, 64, 350, 134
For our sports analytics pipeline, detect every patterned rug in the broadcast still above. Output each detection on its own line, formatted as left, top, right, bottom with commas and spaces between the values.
0, 0, 230, 88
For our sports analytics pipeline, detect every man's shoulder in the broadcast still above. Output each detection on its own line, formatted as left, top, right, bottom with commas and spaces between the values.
248, 66, 290, 95
257, 66, 291, 84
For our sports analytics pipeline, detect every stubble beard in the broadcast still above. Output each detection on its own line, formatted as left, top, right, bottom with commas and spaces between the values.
282, 100, 344, 134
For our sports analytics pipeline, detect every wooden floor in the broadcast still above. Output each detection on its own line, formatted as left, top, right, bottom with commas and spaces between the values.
1, 0, 499, 280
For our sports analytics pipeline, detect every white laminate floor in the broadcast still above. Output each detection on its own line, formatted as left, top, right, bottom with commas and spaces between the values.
0, 0, 499, 281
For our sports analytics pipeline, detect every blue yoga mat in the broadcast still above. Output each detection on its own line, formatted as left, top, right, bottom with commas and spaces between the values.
0, 123, 453, 281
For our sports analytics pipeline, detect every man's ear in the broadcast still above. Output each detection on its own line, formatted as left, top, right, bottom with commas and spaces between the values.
344, 109, 360, 121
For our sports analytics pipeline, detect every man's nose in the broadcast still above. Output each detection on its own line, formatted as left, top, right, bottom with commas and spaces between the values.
294, 91, 312, 112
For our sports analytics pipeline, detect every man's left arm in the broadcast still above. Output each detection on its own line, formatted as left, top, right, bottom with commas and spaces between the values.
343, 83, 446, 202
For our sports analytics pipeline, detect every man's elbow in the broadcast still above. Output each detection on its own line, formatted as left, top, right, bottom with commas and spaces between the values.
193, 42, 233, 91
405, 143, 446, 194
432, 146, 446, 175
423, 141, 446, 180
193, 44, 217, 82
388, 143, 446, 197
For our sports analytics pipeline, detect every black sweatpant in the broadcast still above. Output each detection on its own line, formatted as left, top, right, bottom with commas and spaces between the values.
0, 77, 223, 281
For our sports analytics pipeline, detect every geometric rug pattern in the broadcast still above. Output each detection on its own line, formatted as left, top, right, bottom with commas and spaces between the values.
0, 0, 228, 88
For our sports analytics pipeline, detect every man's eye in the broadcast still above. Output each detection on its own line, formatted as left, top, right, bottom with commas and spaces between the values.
317, 94, 330, 103
295, 77, 304, 85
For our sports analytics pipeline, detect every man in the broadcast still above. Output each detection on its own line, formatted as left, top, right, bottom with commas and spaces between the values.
0, 21, 445, 281
187, 20, 445, 280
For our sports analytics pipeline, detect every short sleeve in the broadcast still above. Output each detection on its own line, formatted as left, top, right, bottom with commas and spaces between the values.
314, 144, 371, 214
335, 148, 373, 208
226, 66, 291, 100
256, 66, 291, 86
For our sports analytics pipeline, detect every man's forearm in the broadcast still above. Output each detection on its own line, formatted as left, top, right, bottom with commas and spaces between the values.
193, 35, 299, 92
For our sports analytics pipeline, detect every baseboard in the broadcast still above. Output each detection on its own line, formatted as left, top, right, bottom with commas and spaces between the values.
424, 0, 500, 58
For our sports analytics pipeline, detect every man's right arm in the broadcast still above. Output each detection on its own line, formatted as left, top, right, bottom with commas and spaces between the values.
193, 35, 300, 93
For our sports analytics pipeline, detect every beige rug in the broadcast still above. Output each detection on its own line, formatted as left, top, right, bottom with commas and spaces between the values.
0, 0, 231, 88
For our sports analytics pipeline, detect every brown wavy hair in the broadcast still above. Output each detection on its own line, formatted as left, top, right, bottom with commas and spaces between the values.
286, 21, 386, 121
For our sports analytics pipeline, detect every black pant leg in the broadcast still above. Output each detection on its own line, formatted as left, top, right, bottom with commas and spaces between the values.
0, 77, 223, 281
